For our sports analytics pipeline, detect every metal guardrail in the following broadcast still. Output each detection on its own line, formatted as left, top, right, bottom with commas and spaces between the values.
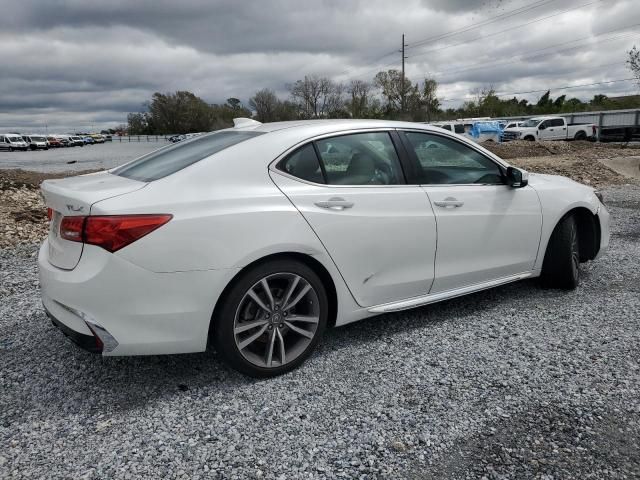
113, 135, 172, 142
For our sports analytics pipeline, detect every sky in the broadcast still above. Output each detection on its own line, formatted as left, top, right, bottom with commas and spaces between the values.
0, 0, 639, 132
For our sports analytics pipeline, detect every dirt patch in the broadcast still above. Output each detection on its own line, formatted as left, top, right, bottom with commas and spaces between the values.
481, 140, 640, 188
482, 140, 640, 160
0, 169, 99, 248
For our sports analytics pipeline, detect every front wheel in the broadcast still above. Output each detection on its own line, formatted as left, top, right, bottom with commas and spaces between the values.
540, 215, 580, 289
523, 135, 535, 141
213, 260, 328, 377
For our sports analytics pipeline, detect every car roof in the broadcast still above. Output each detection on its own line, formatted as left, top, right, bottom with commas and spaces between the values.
231, 119, 445, 137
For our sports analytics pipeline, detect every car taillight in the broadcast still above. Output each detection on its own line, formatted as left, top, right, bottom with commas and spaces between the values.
60, 216, 85, 242
47, 208, 53, 221
58, 214, 172, 252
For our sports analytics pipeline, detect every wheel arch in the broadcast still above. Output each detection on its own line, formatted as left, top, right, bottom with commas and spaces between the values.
546, 206, 601, 262
208, 251, 339, 344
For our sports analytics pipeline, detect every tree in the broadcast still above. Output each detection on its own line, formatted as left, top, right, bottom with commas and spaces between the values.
289, 75, 337, 118
421, 78, 440, 122
346, 80, 372, 118
249, 88, 280, 122
374, 69, 411, 117
627, 45, 640, 87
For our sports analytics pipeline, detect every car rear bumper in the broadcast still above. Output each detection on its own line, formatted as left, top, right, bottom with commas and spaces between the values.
38, 239, 239, 356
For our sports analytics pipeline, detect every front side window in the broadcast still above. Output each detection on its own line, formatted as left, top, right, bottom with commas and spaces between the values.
315, 132, 404, 185
403, 131, 504, 185
113, 130, 264, 182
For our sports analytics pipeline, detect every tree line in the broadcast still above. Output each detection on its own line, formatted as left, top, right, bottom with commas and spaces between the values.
127, 46, 640, 134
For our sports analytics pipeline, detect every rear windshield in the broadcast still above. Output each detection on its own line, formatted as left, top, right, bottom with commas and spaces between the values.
113, 130, 264, 182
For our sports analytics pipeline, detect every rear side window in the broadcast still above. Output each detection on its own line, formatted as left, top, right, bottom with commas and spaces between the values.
113, 131, 264, 182
454, 124, 465, 134
278, 143, 324, 184
315, 132, 404, 185
550, 118, 564, 127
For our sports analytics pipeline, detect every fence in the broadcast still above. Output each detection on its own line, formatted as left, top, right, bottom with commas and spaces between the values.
113, 135, 172, 142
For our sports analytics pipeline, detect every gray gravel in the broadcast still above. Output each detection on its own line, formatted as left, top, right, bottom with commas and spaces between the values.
1, 185, 639, 479
0, 142, 164, 173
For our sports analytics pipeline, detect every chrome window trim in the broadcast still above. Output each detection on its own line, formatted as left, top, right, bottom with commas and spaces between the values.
269, 128, 411, 189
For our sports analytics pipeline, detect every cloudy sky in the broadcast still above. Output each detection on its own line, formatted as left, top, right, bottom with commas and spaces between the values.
1, 0, 639, 132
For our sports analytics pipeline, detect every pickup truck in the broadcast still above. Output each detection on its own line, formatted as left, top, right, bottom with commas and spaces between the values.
502, 116, 597, 142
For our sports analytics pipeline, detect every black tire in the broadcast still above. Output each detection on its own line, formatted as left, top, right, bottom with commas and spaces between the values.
540, 215, 580, 289
574, 131, 587, 141
213, 259, 328, 377
8, 147, 13, 152
524, 135, 535, 141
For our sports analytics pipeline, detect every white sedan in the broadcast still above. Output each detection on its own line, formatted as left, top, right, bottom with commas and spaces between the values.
39, 119, 610, 377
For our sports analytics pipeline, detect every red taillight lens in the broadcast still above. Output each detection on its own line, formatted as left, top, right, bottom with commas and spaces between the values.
58, 214, 172, 252
47, 208, 53, 221
60, 216, 85, 242
84, 214, 172, 252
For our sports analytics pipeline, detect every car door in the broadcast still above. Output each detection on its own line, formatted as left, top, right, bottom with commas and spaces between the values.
269, 130, 437, 307
400, 130, 543, 294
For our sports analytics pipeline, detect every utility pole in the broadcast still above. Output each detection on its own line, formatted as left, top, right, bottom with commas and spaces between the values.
401, 34, 408, 114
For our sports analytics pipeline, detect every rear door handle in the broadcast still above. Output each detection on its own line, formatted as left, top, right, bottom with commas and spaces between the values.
434, 197, 464, 208
315, 197, 354, 211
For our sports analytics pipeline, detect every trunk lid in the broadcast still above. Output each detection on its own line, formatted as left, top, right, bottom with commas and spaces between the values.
41, 171, 146, 269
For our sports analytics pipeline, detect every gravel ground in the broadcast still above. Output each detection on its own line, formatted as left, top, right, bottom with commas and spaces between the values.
0, 142, 164, 173
1, 185, 639, 479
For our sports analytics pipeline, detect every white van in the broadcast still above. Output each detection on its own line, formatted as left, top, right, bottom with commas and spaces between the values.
0, 134, 29, 151
22, 134, 49, 150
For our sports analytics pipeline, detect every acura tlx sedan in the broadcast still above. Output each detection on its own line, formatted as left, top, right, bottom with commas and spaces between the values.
39, 118, 610, 377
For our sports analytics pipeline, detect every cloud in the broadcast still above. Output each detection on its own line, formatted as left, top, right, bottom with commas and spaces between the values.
0, 0, 637, 131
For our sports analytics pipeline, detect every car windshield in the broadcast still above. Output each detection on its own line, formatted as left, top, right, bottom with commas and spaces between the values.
31, 136, 45, 141
7, 136, 22, 142
521, 119, 541, 127
113, 130, 265, 182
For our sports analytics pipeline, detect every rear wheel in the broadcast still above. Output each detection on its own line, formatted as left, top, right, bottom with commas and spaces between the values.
524, 135, 535, 141
574, 131, 587, 141
213, 259, 328, 377
540, 215, 580, 289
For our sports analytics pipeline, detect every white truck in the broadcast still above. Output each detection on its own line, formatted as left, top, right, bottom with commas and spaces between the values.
502, 116, 597, 142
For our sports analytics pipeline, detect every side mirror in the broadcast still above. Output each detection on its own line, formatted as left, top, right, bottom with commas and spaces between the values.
506, 166, 528, 188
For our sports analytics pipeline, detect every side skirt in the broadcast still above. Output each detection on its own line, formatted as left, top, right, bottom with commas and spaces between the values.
367, 272, 535, 314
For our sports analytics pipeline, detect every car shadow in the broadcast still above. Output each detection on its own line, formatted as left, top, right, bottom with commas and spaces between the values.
17, 276, 580, 416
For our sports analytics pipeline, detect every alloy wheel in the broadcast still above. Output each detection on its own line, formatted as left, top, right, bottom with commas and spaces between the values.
233, 272, 320, 368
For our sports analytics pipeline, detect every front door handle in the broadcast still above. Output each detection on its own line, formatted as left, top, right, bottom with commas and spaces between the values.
434, 197, 464, 208
315, 197, 354, 211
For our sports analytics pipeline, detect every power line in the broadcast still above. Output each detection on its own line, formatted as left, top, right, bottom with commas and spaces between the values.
407, 0, 558, 50
407, 0, 604, 60
428, 25, 640, 78
441, 77, 638, 102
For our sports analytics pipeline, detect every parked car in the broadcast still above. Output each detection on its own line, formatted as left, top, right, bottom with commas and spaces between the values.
39, 118, 610, 377
82, 136, 95, 145
103, 134, 113, 142
90, 134, 105, 144
22, 135, 49, 150
169, 134, 186, 143
68, 136, 85, 147
0, 134, 29, 151
46, 136, 63, 148
503, 116, 597, 141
